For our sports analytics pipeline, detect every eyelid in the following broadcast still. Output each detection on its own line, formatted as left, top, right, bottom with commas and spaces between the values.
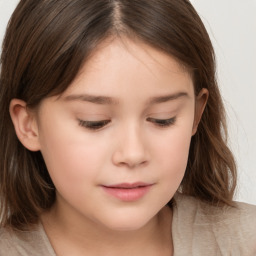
78, 119, 111, 130
78, 116, 176, 130
147, 116, 176, 127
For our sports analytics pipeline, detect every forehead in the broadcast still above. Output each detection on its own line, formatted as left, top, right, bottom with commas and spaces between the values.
62, 37, 194, 97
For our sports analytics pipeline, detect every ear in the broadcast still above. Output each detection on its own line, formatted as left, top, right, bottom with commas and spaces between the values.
9, 99, 41, 151
192, 88, 209, 135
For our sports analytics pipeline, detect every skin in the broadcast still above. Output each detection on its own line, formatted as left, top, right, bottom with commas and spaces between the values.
10, 37, 208, 256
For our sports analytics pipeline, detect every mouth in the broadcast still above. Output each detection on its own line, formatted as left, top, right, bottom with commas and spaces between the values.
101, 182, 153, 202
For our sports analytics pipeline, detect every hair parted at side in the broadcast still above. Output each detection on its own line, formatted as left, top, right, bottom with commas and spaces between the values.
0, 0, 236, 230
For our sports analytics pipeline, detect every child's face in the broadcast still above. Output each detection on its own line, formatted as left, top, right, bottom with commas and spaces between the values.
31, 38, 207, 230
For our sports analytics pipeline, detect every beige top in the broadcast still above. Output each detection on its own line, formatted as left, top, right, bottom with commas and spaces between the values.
1, 193, 256, 256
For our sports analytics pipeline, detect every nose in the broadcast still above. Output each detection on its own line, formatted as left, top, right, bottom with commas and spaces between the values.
112, 124, 149, 168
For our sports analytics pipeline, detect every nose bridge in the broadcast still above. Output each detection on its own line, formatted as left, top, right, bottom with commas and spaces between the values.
112, 121, 148, 168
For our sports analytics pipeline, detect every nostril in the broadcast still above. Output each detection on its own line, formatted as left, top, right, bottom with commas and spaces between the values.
111, 128, 149, 167
112, 150, 149, 168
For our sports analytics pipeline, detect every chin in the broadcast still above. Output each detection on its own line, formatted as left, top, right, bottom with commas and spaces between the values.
99, 210, 158, 232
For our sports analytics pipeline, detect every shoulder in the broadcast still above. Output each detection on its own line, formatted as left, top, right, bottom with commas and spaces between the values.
0, 223, 56, 256
172, 193, 256, 255
0, 228, 13, 253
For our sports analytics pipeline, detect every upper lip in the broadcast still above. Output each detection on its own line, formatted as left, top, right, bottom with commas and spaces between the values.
102, 182, 152, 189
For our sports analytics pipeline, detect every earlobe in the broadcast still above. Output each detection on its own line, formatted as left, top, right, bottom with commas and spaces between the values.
192, 88, 209, 135
9, 99, 41, 151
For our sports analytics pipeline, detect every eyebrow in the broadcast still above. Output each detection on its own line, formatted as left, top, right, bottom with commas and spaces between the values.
63, 92, 188, 105
147, 92, 189, 104
64, 94, 118, 105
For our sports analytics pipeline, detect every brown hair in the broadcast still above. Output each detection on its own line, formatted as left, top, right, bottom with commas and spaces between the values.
0, 0, 236, 230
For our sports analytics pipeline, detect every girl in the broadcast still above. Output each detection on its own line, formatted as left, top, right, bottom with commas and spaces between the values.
0, 0, 255, 255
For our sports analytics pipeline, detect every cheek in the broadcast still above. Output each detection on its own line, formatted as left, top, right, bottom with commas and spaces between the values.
38, 121, 110, 191
153, 123, 193, 188
165, 130, 191, 166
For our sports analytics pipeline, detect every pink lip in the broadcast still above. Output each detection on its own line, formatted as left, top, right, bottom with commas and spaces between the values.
102, 182, 153, 202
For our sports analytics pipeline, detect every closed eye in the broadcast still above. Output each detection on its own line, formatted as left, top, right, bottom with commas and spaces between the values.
147, 117, 176, 127
78, 117, 176, 130
78, 119, 111, 130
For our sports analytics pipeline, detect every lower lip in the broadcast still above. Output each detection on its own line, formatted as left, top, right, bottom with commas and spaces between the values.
102, 185, 152, 202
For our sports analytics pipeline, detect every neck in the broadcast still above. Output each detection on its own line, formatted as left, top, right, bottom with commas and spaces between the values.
41, 201, 173, 256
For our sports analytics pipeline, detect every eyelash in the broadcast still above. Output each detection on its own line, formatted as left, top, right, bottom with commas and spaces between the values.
78, 120, 111, 130
147, 117, 176, 127
78, 117, 176, 130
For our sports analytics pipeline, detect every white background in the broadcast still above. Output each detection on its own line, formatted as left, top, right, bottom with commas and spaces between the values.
1, 0, 255, 204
